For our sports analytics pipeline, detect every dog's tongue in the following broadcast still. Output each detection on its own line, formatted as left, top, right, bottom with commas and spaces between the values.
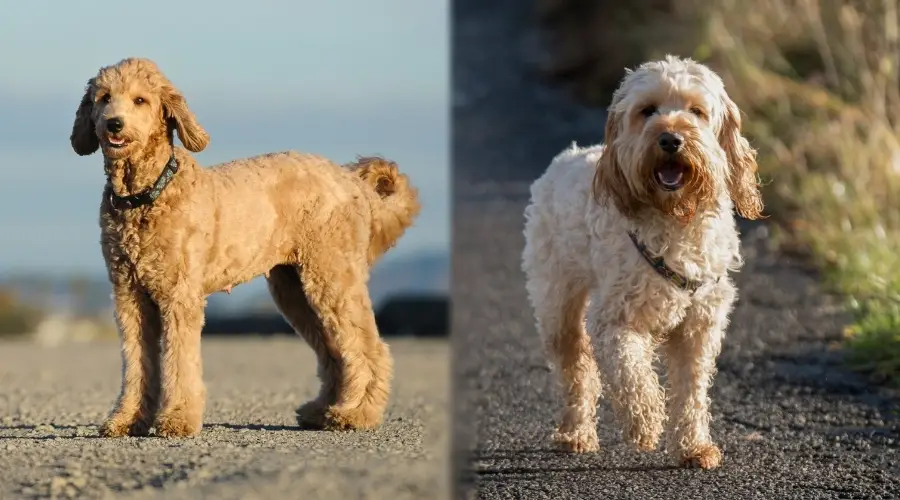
656, 163, 684, 187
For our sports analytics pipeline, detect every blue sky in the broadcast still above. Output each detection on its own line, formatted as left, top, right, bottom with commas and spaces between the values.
0, 0, 448, 276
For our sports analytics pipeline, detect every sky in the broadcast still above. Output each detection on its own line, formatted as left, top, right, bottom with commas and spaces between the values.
0, 0, 448, 276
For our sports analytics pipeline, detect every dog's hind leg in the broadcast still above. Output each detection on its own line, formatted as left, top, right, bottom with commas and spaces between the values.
286, 257, 391, 431
593, 313, 665, 452
523, 205, 600, 453
100, 283, 162, 437
525, 271, 600, 453
265, 264, 341, 426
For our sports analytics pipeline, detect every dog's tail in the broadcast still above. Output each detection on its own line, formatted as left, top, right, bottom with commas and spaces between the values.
347, 156, 421, 264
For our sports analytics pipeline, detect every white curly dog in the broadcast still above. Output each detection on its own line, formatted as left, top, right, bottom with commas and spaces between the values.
522, 56, 764, 469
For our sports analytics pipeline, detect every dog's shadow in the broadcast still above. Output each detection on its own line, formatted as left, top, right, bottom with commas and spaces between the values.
205, 422, 298, 432
0, 423, 103, 440
470, 448, 678, 477
0, 422, 319, 440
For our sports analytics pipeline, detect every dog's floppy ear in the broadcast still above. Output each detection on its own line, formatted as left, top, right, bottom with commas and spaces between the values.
719, 94, 764, 220
161, 83, 209, 153
593, 111, 640, 217
71, 78, 99, 156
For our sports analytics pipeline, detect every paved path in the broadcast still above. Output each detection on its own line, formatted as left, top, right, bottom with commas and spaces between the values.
0, 338, 448, 500
452, 1, 900, 498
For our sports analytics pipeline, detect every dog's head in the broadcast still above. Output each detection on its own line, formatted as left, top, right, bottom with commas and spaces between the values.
70, 58, 209, 160
593, 55, 763, 223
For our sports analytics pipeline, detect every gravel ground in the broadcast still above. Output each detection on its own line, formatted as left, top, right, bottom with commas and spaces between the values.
0, 337, 449, 500
452, 1, 900, 498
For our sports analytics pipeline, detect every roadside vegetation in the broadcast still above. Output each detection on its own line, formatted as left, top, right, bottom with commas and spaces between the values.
0, 287, 42, 338
538, 0, 900, 383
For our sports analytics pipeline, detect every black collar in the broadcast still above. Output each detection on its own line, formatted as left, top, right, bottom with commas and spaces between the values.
627, 231, 715, 293
108, 153, 179, 210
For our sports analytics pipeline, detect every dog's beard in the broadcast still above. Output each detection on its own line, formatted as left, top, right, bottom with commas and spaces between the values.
102, 126, 170, 196
97, 129, 137, 161
623, 136, 718, 224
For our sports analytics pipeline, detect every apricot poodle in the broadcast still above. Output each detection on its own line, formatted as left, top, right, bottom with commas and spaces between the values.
69, 57, 421, 438
522, 56, 764, 469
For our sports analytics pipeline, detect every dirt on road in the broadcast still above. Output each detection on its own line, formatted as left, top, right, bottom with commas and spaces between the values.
0, 337, 449, 500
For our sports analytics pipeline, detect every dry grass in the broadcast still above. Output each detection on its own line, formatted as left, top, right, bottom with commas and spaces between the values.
0, 288, 43, 338
538, 0, 900, 383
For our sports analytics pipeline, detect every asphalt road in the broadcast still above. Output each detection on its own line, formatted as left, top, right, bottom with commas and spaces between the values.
0, 337, 449, 500
452, 1, 900, 498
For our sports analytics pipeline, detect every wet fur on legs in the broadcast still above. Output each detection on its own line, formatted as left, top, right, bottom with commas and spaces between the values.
522, 56, 763, 469
69, 58, 421, 438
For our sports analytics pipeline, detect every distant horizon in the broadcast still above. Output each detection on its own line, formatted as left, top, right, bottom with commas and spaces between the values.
0, 244, 449, 281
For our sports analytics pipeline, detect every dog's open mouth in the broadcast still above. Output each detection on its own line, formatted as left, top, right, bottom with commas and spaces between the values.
654, 162, 687, 191
106, 136, 129, 148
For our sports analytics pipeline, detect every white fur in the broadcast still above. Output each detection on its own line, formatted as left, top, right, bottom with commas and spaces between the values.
522, 56, 759, 469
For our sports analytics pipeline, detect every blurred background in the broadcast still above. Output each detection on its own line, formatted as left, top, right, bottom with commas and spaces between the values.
0, 0, 449, 343
537, 0, 900, 381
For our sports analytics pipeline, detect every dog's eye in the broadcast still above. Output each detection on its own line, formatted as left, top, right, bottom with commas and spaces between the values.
134, 97, 145, 105
689, 106, 706, 118
101, 94, 111, 104
640, 105, 658, 118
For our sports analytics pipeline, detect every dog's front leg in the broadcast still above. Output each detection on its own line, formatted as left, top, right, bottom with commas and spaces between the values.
100, 283, 162, 437
663, 290, 734, 469
154, 294, 207, 438
594, 321, 665, 452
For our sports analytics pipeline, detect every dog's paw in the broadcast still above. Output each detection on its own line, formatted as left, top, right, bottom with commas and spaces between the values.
553, 427, 600, 453
324, 404, 384, 431
296, 402, 384, 431
624, 423, 663, 452
632, 433, 661, 452
154, 412, 202, 438
680, 443, 722, 469
295, 400, 328, 429
99, 418, 131, 438
128, 418, 153, 437
296, 399, 385, 431
99, 414, 152, 438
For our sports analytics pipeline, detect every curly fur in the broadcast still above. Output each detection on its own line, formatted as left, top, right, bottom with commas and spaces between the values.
345, 157, 421, 264
522, 56, 763, 469
70, 57, 421, 438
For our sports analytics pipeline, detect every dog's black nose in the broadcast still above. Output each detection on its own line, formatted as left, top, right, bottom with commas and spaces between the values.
107, 117, 124, 133
658, 132, 683, 154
